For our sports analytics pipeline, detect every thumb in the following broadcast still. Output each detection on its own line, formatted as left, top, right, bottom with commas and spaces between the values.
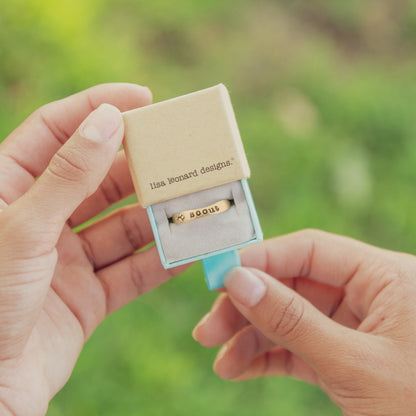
0, 104, 125, 357
223, 266, 363, 374
10, 103, 124, 251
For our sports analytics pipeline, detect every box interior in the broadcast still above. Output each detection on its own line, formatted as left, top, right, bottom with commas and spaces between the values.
151, 181, 256, 263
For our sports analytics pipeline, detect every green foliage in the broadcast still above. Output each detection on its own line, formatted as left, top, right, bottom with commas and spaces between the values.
1, 0, 416, 415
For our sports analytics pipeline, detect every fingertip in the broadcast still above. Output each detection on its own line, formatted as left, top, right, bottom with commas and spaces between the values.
89, 83, 153, 111
125, 83, 152, 106
213, 345, 243, 381
191, 326, 199, 342
142, 86, 153, 104
192, 313, 222, 348
193, 293, 249, 348
224, 267, 267, 308
213, 345, 230, 379
192, 313, 210, 344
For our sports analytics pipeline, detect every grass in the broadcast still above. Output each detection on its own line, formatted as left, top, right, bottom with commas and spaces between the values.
1, 1, 416, 414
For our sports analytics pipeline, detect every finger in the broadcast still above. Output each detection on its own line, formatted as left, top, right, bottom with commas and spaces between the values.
6, 104, 124, 256
213, 325, 275, 379
194, 277, 345, 349
51, 240, 189, 339
69, 151, 134, 227
223, 266, 367, 375
192, 293, 248, 347
240, 229, 401, 320
291, 277, 344, 316
0, 198, 7, 212
0, 83, 151, 204
286, 277, 361, 328
96, 246, 190, 316
231, 349, 318, 385
241, 229, 379, 287
77, 203, 153, 270
331, 297, 361, 329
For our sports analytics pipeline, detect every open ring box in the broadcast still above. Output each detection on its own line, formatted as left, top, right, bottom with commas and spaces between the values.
122, 84, 262, 290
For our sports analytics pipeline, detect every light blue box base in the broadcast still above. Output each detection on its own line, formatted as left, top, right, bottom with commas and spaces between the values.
147, 179, 262, 289
202, 250, 241, 290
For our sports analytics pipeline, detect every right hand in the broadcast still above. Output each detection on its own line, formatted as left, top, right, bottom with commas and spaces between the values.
193, 229, 416, 416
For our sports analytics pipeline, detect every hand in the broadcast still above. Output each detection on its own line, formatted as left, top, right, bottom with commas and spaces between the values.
193, 229, 416, 416
0, 84, 186, 416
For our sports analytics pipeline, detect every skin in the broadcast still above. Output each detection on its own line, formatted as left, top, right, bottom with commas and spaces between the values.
2, 84, 415, 416
193, 229, 416, 416
0, 83, 186, 416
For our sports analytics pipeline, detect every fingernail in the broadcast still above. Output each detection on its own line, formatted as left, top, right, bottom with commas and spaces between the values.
192, 313, 211, 341
224, 267, 266, 308
215, 344, 228, 363
79, 103, 122, 142
142, 86, 153, 102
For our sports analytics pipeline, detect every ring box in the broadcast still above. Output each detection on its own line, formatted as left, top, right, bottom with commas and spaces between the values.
123, 84, 262, 289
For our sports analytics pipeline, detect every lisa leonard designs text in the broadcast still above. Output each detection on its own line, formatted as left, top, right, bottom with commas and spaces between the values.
149, 159, 233, 190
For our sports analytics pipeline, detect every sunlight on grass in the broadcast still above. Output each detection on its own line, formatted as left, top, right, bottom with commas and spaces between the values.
1, 1, 416, 415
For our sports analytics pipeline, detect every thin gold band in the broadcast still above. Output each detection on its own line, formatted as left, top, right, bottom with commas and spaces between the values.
170, 199, 233, 224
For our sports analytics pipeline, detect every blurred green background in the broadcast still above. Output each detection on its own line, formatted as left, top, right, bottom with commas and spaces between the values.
2, 0, 416, 415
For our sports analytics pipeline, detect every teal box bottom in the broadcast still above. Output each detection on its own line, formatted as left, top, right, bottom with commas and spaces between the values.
147, 179, 263, 287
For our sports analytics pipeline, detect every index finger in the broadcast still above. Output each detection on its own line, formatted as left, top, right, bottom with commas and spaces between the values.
0, 83, 151, 203
240, 229, 404, 321
241, 229, 382, 287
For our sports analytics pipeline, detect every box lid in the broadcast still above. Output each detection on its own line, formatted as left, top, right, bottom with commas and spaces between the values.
123, 84, 250, 207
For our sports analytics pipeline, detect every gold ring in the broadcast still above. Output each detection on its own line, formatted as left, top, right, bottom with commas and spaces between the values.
170, 199, 233, 224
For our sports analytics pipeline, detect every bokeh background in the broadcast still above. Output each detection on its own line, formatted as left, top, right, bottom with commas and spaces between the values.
2, 0, 416, 415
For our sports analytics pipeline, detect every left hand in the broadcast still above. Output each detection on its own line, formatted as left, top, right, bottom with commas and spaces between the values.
0, 83, 186, 416
193, 230, 416, 415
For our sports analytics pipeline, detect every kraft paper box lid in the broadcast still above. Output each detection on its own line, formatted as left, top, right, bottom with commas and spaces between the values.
123, 84, 250, 207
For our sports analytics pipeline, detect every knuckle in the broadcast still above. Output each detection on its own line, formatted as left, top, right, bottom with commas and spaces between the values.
100, 173, 123, 205
34, 104, 70, 144
48, 147, 90, 185
393, 253, 416, 280
32, 105, 47, 120
128, 256, 145, 296
267, 295, 305, 339
119, 208, 146, 251
294, 228, 323, 240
